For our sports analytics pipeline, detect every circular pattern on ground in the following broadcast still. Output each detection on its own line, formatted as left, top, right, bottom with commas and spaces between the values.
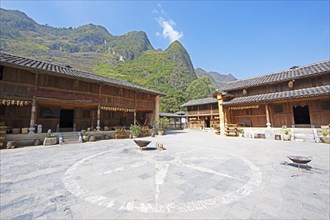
63, 146, 262, 213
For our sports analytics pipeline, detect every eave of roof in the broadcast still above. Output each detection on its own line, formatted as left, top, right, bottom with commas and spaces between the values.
160, 112, 186, 118
222, 85, 330, 105
0, 52, 165, 96
219, 60, 330, 92
181, 97, 218, 107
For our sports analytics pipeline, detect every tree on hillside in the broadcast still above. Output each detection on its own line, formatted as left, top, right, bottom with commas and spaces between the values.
185, 76, 217, 100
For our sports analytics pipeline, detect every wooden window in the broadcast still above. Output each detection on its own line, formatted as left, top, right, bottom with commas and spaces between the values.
311, 77, 324, 87
0, 65, 3, 80
274, 104, 284, 113
275, 84, 283, 92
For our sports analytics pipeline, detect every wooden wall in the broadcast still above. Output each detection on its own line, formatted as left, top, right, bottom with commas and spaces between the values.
270, 98, 330, 127
225, 98, 330, 128
0, 65, 157, 131
0, 105, 30, 128
230, 105, 266, 127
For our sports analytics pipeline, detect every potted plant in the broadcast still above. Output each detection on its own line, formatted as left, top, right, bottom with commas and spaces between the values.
320, 129, 330, 143
81, 130, 89, 142
236, 128, 244, 137
130, 124, 141, 139
157, 127, 165, 136
282, 129, 291, 141
155, 117, 169, 135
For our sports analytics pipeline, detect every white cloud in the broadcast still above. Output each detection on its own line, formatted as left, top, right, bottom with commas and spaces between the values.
153, 4, 183, 43
157, 17, 183, 43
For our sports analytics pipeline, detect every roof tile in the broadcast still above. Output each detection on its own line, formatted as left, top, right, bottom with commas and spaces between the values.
223, 85, 330, 105
0, 52, 164, 96
221, 60, 330, 91
181, 97, 218, 107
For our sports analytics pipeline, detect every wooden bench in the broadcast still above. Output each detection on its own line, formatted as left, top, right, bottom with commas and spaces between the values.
225, 124, 238, 136
114, 128, 128, 139
239, 120, 252, 127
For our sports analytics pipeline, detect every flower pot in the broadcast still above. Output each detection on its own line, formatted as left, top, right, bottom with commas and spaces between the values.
43, 137, 57, 145
320, 136, 330, 144
283, 134, 291, 141
83, 135, 89, 142
158, 130, 164, 136
89, 135, 96, 142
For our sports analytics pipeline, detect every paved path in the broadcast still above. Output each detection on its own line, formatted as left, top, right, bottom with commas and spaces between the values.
1, 130, 329, 219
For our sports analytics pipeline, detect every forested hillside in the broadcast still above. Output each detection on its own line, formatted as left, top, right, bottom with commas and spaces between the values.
0, 8, 236, 112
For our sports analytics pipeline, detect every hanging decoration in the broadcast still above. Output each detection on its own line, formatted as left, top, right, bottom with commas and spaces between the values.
1, 99, 31, 106
100, 106, 135, 112
228, 105, 259, 110
288, 80, 294, 88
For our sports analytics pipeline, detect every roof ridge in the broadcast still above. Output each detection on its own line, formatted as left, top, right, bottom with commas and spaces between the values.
225, 59, 330, 85
0, 51, 78, 71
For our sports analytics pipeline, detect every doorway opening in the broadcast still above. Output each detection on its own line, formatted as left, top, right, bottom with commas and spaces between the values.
293, 105, 310, 124
60, 109, 74, 131
205, 117, 210, 128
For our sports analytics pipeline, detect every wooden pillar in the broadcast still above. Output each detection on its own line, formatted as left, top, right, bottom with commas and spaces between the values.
96, 105, 101, 131
265, 104, 271, 128
216, 93, 225, 135
134, 111, 137, 125
154, 95, 160, 122
223, 109, 227, 126
29, 97, 36, 133
97, 84, 103, 131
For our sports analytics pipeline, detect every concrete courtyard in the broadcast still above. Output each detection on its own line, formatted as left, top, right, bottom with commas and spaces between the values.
0, 130, 329, 219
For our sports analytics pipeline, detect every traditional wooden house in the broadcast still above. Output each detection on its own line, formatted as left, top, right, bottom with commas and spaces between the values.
181, 97, 219, 129
214, 60, 330, 134
0, 52, 163, 134
160, 112, 186, 129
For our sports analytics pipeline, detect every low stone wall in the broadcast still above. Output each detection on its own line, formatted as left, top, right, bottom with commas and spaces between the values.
239, 127, 324, 143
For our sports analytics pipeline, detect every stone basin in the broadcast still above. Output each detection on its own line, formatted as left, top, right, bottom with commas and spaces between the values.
287, 156, 312, 164
133, 140, 151, 148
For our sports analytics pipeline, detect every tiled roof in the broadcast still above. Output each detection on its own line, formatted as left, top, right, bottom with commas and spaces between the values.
223, 85, 330, 105
220, 60, 330, 92
181, 97, 218, 107
160, 112, 186, 118
0, 52, 164, 95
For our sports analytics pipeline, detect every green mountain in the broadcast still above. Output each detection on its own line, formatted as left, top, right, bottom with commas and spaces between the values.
0, 8, 234, 112
195, 68, 237, 87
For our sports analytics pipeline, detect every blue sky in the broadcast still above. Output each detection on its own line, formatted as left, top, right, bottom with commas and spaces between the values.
1, 0, 329, 79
